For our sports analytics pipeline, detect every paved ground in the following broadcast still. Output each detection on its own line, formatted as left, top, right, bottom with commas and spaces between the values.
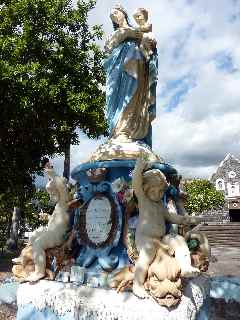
207, 246, 240, 320
0, 303, 17, 320
208, 246, 240, 277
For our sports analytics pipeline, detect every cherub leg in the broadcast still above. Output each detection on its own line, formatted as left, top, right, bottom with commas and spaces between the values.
174, 243, 200, 277
133, 244, 156, 298
26, 238, 47, 282
12, 244, 32, 265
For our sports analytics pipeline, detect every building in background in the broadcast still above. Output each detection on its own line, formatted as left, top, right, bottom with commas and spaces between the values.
211, 154, 240, 221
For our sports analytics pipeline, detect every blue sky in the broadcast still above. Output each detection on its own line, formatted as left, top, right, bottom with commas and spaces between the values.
48, 0, 240, 182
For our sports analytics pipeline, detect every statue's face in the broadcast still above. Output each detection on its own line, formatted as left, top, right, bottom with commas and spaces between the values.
110, 8, 126, 27
133, 11, 146, 26
146, 186, 164, 202
143, 170, 168, 202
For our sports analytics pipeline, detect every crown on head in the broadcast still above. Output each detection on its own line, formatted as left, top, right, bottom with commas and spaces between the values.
113, 3, 128, 16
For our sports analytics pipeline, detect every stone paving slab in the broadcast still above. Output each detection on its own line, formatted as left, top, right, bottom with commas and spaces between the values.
207, 246, 240, 277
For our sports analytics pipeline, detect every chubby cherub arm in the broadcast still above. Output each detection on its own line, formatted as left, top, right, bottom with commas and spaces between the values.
105, 28, 143, 53
132, 158, 148, 199
138, 23, 152, 33
163, 209, 202, 226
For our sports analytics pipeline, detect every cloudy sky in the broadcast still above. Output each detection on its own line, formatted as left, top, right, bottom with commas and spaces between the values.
52, 0, 240, 180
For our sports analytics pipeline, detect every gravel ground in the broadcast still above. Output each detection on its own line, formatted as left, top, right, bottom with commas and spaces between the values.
0, 303, 17, 320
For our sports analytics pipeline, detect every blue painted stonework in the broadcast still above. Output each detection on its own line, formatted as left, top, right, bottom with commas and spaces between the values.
73, 182, 124, 271
71, 159, 178, 187
71, 159, 179, 279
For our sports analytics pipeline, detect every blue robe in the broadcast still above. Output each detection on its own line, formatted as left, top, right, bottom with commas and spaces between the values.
104, 38, 158, 148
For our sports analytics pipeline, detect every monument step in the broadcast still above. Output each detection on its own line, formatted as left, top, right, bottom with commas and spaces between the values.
196, 222, 240, 247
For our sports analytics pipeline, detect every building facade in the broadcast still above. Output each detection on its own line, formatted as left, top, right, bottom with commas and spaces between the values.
211, 154, 240, 221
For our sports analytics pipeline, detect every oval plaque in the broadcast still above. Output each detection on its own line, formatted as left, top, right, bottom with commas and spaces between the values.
78, 194, 117, 248
86, 197, 112, 244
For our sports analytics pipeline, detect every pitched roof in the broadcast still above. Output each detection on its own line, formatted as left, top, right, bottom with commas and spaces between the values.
211, 154, 240, 182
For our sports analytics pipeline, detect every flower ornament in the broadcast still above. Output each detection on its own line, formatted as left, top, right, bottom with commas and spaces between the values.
123, 188, 134, 203
111, 177, 126, 193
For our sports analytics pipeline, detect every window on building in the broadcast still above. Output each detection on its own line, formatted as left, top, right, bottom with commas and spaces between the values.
227, 183, 240, 197
216, 179, 225, 191
228, 171, 236, 179
218, 181, 223, 189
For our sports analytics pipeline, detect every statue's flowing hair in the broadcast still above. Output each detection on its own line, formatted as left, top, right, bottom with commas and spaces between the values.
111, 5, 131, 30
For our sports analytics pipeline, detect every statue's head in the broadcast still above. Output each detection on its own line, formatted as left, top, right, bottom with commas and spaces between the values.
133, 8, 149, 26
45, 168, 69, 203
142, 169, 168, 202
110, 4, 130, 30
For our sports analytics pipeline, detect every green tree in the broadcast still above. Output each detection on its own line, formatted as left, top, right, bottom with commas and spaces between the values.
184, 179, 225, 215
0, 0, 107, 244
23, 189, 52, 232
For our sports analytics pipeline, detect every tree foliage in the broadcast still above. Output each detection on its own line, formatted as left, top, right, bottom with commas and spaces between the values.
184, 179, 225, 215
23, 189, 52, 231
0, 0, 107, 238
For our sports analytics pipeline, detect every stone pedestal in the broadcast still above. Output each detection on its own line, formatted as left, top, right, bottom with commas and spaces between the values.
16, 276, 210, 320
71, 159, 178, 274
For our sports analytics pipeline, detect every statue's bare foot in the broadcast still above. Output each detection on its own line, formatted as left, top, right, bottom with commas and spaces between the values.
182, 266, 200, 278
133, 283, 149, 299
25, 271, 45, 282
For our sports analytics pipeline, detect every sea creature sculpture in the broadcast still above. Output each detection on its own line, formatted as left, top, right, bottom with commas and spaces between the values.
109, 232, 209, 307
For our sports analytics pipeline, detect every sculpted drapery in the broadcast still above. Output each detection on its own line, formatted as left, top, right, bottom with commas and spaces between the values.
104, 7, 158, 148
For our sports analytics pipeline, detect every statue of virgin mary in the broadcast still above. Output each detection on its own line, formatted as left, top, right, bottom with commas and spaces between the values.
90, 5, 159, 161
104, 5, 158, 148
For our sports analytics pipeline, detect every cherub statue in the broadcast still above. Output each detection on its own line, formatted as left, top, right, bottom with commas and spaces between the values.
133, 8, 156, 60
132, 158, 201, 298
22, 163, 70, 282
12, 198, 82, 282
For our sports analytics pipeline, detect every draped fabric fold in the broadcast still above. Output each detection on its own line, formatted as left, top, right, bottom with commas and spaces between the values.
104, 33, 158, 147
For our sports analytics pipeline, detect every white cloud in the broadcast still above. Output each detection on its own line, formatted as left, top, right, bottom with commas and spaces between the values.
70, 135, 105, 168
153, 106, 240, 178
